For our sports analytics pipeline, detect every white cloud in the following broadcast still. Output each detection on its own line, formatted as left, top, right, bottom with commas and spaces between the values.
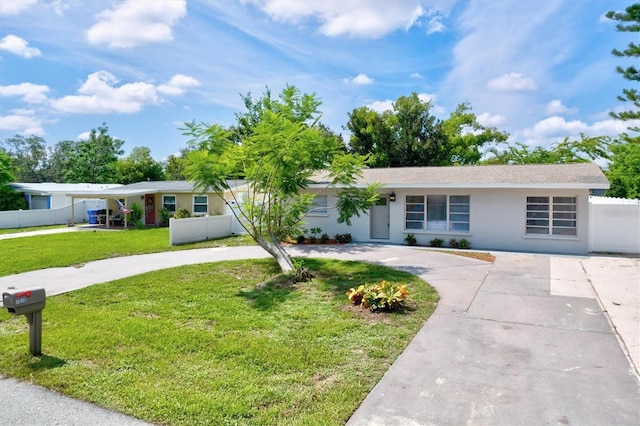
0, 35, 41, 58
477, 112, 506, 126
0, 111, 44, 135
0, 82, 50, 103
242, 0, 455, 38
51, 71, 160, 114
77, 131, 91, 140
545, 99, 578, 115
86, 0, 187, 48
368, 100, 394, 113
0, 0, 37, 15
410, 72, 424, 79
426, 16, 446, 34
486, 72, 537, 92
367, 93, 438, 113
157, 74, 201, 96
344, 73, 374, 85
520, 115, 637, 146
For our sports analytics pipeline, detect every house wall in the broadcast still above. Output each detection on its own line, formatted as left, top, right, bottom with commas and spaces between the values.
589, 198, 640, 253
161, 193, 226, 217
303, 187, 591, 254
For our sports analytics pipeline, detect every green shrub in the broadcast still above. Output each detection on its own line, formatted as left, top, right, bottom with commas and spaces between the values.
458, 238, 471, 249
449, 238, 458, 248
296, 234, 306, 244
129, 202, 144, 229
429, 238, 444, 247
346, 280, 410, 312
334, 233, 352, 244
404, 233, 417, 246
320, 233, 329, 244
173, 208, 191, 219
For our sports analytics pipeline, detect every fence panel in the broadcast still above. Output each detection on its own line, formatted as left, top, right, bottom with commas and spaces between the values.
589, 198, 640, 253
169, 215, 233, 245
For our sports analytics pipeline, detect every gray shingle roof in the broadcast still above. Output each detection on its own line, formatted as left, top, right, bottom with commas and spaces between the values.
312, 163, 609, 189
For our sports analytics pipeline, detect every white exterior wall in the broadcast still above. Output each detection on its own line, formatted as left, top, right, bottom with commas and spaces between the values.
303, 187, 591, 254
589, 199, 640, 253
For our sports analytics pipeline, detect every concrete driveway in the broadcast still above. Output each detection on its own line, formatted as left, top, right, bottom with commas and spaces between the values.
0, 243, 638, 425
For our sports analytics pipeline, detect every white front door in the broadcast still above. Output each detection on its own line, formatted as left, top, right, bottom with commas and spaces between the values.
370, 196, 390, 239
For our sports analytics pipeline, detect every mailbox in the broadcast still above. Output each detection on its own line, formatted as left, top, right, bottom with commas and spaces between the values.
2, 287, 46, 356
3, 288, 46, 315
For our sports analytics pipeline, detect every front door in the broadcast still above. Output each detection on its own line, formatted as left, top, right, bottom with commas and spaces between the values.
145, 194, 155, 225
370, 196, 390, 239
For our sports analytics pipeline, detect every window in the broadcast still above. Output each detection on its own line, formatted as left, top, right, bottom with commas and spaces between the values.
308, 195, 328, 215
193, 195, 208, 215
405, 195, 469, 232
163, 195, 176, 214
526, 196, 576, 236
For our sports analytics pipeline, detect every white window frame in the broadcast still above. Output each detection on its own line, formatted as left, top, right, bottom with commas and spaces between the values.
193, 195, 209, 215
404, 195, 470, 232
162, 194, 177, 214
307, 194, 328, 216
526, 196, 577, 236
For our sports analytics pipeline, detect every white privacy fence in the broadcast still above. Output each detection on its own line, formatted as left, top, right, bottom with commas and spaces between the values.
169, 215, 240, 245
589, 197, 640, 254
0, 200, 104, 229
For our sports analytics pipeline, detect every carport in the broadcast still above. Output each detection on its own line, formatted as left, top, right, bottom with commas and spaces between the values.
66, 188, 155, 228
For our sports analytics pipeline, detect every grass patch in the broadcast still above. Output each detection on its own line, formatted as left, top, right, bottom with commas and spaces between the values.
0, 228, 255, 277
0, 258, 438, 425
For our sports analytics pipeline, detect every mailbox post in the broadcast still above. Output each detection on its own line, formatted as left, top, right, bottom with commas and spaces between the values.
2, 288, 46, 356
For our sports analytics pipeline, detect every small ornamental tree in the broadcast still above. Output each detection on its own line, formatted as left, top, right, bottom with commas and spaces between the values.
183, 86, 380, 272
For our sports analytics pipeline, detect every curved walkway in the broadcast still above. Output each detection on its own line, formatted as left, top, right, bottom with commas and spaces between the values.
0, 244, 638, 425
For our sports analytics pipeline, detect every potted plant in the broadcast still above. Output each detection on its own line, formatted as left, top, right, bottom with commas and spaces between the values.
159, 208, 171, 227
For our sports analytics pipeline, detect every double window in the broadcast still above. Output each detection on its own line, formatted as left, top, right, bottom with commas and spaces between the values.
193, 195, 208, 215
162, 195, 177, 214
526, 196, 577, 236
405, 195, 470, 232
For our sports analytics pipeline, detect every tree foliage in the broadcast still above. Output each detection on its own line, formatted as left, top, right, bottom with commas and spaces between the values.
346, 93, 507, 167
183, 86, 379, 272
1, 135, 49, 182
64, 123, 124, 183
116, 146, 165, 184
482, 134, 611, 165
0, 151, 27, 211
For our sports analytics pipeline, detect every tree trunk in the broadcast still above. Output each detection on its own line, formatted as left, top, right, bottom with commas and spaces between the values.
256, 237, 294, 272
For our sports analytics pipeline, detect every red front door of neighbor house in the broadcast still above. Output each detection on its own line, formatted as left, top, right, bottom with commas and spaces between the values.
145, 194, 155, 225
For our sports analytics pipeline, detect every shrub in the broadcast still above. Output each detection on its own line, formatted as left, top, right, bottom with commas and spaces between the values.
346, 280, 409, 312
429, 238, 444, 247
296, 234, 306, 244
404, 233, 417, 246
173, 208, 191, 219
449, 238, 458, 248
128, 202, 144, 229
458, 238, 471, 249
320, 233, 329, 244
334, 233, 352, 244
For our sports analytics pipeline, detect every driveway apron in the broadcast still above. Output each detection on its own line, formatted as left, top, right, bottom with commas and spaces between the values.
343, 250, 640, 426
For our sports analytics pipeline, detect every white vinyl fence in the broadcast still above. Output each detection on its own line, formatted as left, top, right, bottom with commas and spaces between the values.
0, 200, 104, 229
589, 197, 640, 254
169, 215, 238, 245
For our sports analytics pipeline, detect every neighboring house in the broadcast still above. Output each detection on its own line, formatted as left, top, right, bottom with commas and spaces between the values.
9, 182, 122, 210
303, 163, 610, 255
66, 180, 246, 227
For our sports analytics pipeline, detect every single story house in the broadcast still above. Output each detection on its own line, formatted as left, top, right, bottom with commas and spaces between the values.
303, 163, 610, 255
66, 180, 246, 227
9, 182, 122, 210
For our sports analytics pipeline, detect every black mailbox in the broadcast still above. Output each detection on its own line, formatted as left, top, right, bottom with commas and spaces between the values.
2, 287, 46, 355
3, 288, 46, 315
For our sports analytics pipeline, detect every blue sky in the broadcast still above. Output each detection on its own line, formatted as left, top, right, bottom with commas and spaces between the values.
0, 0, 636, 162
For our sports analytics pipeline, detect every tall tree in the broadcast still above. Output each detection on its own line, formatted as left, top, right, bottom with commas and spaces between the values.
440, 103, 509, 165
164, 148, 191, 180
1, 135, 49, 182
605, 3, 640, 198
606, 2, 640, 128
116, 146, 165, 184
184, 86, 379, 273
345, 106, 394, 167
65, 123, 124, 183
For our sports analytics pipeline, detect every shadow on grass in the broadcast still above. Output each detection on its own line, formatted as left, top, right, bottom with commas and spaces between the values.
30, 354, 66, 370
237, 274, 297, 311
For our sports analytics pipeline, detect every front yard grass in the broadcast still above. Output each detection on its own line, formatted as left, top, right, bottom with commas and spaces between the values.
0, 258, 438, 425
0, 228, 255, 277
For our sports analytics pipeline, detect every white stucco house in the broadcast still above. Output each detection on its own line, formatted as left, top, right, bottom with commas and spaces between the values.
302, 163, 610, 255
9, 182, 122, 210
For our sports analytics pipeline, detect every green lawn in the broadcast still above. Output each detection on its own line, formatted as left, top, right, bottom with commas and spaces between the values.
0, 258, 439, 425
0, 228, 255, 277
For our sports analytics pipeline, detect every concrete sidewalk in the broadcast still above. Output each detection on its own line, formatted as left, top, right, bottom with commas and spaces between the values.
0, 244, 638, 425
